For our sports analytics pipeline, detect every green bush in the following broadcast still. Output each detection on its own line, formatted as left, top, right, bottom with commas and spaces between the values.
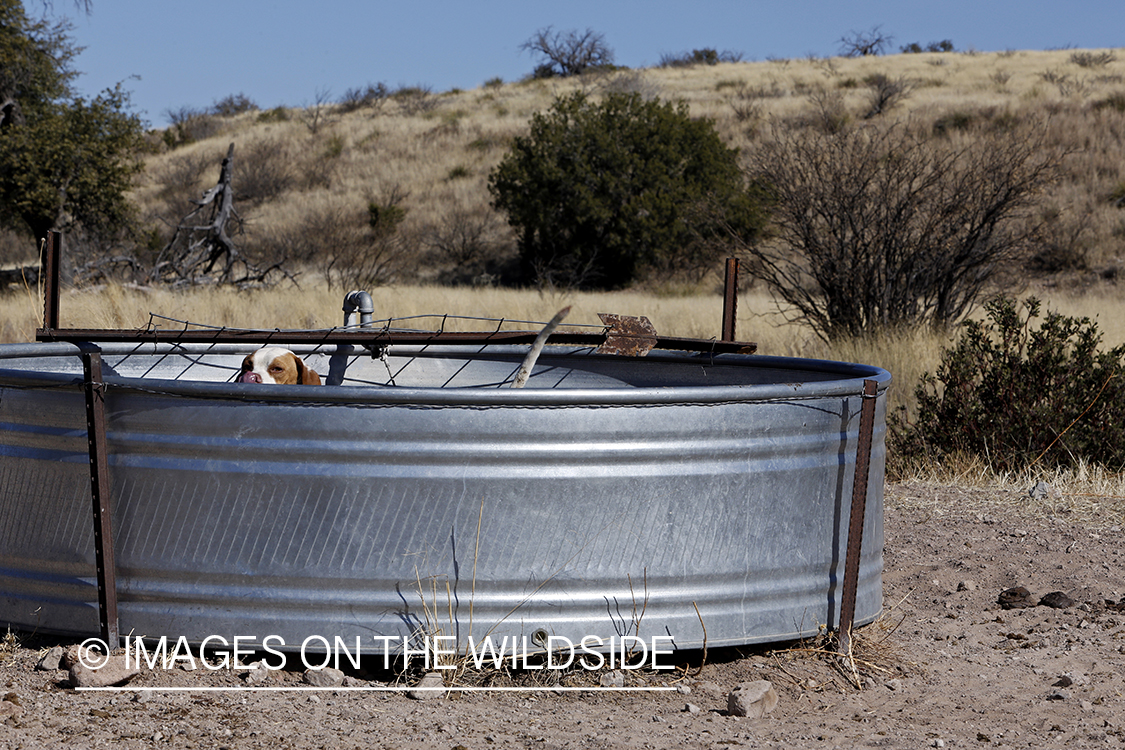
210, 93, 258, 117
256, 106, 290, 123
488, 91, 768, 289
659, 48, 743, 68
895, 297, 1125, 472
900, 40, 955, 54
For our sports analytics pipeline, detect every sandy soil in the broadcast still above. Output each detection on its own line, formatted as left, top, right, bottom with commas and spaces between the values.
2, 480, 1124, 749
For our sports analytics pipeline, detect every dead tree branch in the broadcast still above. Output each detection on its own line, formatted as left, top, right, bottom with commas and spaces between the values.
151, 143, 293, 287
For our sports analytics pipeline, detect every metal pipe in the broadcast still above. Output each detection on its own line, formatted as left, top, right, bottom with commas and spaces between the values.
342, 290, 374, 328
722, 257, 740, 342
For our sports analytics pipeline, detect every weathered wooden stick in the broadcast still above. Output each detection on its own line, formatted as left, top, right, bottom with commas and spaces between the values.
511, 306, 571, 388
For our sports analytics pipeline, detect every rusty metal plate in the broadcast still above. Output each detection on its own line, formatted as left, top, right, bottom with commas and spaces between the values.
595, 313, 658, 357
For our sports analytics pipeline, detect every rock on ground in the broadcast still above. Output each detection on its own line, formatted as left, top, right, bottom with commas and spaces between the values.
727, 680, 779, 718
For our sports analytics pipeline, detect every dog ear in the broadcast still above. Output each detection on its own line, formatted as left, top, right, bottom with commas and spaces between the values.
294, 356, 322, 385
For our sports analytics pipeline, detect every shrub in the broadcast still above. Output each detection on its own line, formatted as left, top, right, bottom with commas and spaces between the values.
423, 204, 513, 283
467, 136, 502, 152
300, 87, 335, 133
600, 70, 661, 100
1070, 50, 1116, 68
740, 120, 1064, 340
210, 93, 258, 117
256, 106, 290, 123
367, 194, 407, 235
291, 192, 409, 289
728, 85, 765, 126
488, 91, 769, 289
900, 40, 955, 54
233, 139, 295, 204
154, 150, 212, 206
1026, 206, 1090, 273
446, 165, 470, 180
392, 85, 437, 115
1093, 92, 1125, 113
895, 297, 1125, 472
322, 134, 345, 159
338, 83, 388, 113
162, 106, 223, 148
932, 110, 977, 136
659, 48, 743, 68
863, 73, 913, 118
804, 88, 850, 134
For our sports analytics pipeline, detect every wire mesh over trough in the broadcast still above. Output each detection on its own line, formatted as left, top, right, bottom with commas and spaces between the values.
0, 336, 889, 655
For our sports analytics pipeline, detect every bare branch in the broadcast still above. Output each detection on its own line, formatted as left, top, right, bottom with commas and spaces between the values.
739, 120, 1065, 340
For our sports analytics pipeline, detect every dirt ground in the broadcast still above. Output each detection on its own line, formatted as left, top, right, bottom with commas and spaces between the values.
2, 480, 1124, 749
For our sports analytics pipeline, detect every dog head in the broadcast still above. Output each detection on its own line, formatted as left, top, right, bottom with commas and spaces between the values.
238, 347, 321, 385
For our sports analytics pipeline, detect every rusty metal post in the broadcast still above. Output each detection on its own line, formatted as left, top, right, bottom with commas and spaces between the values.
837, 378, 878, 655
42, 231, 61, 331
721, 258, 740, 342
82, 351, 120, 648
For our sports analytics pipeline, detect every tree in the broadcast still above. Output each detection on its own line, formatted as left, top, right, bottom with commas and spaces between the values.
488, 91, 768, 289
520, 27, 614, 78
739, 121, 1064, 340
0, 0, 144, 264
838, 25, 893, 57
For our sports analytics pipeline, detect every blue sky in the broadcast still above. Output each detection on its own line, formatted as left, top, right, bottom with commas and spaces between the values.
59, 0, 1125, 127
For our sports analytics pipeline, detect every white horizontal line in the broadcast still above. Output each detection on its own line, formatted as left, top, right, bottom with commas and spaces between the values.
76, 686, 678, 693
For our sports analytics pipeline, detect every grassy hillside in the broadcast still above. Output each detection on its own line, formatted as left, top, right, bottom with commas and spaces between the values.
124, 47, 1125, 290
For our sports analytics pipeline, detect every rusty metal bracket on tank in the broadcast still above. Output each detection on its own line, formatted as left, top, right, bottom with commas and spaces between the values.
837, 378, 879, 655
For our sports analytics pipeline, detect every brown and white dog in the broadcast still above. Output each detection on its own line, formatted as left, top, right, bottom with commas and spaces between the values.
238, 347, 321, 385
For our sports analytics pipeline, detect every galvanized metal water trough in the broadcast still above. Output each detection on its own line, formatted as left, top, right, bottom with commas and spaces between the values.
0, 335, 889, 655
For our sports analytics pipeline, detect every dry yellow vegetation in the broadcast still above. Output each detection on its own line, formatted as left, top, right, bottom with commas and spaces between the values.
121, 46, 1125, 287
4, 279, 1124, 425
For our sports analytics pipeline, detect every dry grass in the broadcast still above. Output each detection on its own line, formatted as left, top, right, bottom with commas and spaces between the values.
0, 627, 19, 666
890, 454, 1125, 528
11, 282, 730, 339
83, 46, 1122, 287
4, 280, 1123, 425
